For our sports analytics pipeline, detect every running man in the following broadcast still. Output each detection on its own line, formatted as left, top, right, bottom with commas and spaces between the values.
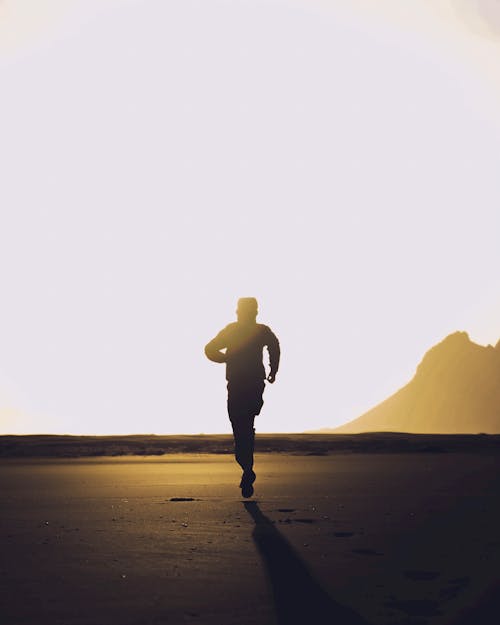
205, 298, 280, 498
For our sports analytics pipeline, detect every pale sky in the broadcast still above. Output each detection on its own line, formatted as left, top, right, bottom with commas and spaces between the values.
1, 0, 499, 434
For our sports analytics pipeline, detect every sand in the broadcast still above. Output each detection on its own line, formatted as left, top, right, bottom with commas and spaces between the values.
1, 451, 499, 625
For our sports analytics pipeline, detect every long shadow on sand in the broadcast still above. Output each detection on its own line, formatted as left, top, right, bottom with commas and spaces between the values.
244, 501, 369, 625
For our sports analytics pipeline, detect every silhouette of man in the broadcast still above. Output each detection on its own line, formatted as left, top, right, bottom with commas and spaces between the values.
205, 298, 280, 498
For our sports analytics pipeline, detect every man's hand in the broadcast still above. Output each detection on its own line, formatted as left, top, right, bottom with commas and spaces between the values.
267, 373, 276, 384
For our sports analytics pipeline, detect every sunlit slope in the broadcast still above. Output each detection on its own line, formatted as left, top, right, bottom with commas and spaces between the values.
333, 332, 500, 434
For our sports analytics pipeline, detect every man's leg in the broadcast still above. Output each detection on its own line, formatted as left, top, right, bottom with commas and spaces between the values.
229, 413, 256, 498
227, 380, 265, 497
230, 412, 256, 474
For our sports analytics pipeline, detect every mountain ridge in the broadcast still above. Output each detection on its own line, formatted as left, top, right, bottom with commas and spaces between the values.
326, 332, 500, 434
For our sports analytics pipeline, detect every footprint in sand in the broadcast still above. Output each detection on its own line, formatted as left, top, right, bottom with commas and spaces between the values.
278, 517, 317, 524
384, 598, 441, 618
351, 548, 383, 556
404, 570, 440, 581
440, 577, 470, 600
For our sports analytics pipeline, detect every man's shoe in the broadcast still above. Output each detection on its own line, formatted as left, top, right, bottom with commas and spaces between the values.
240, 470, 256, 498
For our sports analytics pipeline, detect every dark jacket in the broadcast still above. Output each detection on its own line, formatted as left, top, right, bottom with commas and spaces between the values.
205, 322, 280, 382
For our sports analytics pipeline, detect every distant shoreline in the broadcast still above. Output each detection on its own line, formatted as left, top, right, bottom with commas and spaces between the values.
1, 432, 500, 458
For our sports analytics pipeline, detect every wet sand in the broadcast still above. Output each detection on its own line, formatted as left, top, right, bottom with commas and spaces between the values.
1, 452, 499, 625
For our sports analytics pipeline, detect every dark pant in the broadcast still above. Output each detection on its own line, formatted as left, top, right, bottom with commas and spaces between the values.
227, 380, 265, 473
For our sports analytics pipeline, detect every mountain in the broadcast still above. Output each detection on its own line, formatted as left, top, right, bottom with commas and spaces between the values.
331, 332, 500, 434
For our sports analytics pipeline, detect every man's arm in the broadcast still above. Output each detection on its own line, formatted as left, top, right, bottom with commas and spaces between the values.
265, 327, 280, 383
204, 328, 229, 364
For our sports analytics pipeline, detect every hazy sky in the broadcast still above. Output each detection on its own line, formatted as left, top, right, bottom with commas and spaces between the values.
1, 0, 499, 434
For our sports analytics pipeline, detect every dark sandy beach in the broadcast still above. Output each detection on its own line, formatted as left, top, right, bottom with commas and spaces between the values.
1, 442, 499, 624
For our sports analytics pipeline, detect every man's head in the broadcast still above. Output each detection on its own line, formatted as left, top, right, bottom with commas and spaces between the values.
236, 297, 258, 323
